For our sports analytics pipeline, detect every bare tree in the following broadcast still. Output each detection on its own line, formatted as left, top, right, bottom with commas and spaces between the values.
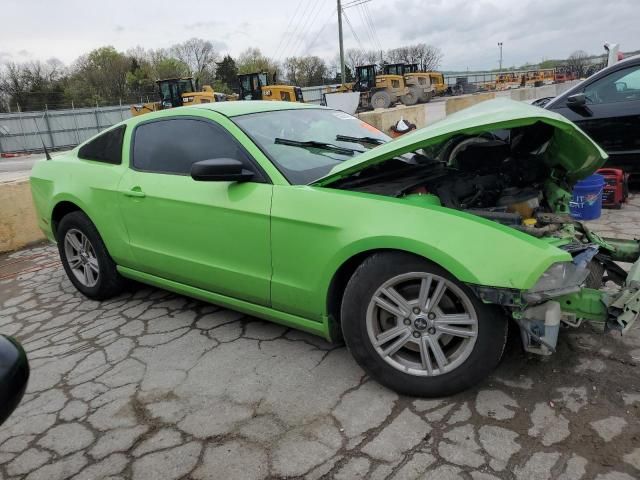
171, 38, 219, 84
566, 50, 590, 78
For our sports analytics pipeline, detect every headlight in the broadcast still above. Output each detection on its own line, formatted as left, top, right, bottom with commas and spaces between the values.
527, 262, 590, 295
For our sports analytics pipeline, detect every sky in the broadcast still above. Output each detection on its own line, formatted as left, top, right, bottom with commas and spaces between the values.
1, 0, 638, 72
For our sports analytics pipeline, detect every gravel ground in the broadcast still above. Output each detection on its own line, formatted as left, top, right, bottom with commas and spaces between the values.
0, 198, 639, 480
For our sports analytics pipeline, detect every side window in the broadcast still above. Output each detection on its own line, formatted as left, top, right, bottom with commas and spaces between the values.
584, 65, 640, 104
132, 118, 255, 175
78, 125, 125, 164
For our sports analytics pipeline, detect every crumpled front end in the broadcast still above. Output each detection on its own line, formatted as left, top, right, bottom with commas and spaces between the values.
474, 221, 640, 356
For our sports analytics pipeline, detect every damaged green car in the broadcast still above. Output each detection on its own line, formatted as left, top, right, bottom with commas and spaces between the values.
30, 98, 640, 397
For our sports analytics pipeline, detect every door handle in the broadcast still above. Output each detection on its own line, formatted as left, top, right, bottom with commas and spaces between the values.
123, 187, 146, 198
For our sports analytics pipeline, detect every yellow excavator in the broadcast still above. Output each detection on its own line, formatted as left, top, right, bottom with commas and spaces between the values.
237, 72, 304, 102
130, 77, 225, 117
383, 63, 435, 104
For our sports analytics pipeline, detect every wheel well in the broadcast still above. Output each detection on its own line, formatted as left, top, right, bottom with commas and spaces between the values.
327, 249, 413, 332
51, 201, 82, 239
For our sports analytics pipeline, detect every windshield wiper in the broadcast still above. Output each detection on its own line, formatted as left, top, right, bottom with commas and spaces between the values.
335, 134, 385, 146
274, 138, 362, 156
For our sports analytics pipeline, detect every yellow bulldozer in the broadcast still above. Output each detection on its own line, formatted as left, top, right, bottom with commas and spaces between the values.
130, 77, 224, 117
237, 72, 304, 102
383, 63, 435, 104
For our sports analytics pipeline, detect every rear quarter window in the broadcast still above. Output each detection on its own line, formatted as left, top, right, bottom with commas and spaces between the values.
78, 125, 126, 164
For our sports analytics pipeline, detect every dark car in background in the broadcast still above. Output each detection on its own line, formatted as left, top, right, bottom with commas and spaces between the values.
542, 55, 640, 178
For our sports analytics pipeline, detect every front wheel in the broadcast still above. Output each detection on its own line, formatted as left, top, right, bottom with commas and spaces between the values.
341, 252, 508, 397
370, 90, 392, 109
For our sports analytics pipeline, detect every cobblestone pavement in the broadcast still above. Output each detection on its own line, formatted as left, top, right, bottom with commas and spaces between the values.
1, 198, 640, 480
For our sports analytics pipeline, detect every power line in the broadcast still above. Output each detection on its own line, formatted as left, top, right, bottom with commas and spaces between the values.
273, 0, 306, 60
363, 3, 383, 51
293, 1, 327, 58
304, 8, 337, 55
357, 4, 378, 51
342, 10, 364, 50
278, 0, 315, 63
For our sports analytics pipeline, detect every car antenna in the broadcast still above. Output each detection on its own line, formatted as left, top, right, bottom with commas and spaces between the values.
41, 138, 52, 161
33, 112, 52, 160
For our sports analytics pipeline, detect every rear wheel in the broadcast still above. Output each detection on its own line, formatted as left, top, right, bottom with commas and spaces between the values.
57, 211, 126, 300
401, 87, 421, 106
341, 252, 508, 397
420, 91, 433, 103
370, 90, 392, 109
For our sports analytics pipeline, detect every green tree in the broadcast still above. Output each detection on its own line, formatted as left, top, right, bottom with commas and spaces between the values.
68, 46, 131, 104
154, 58, 190, 80
237, 48, 279, 77
215, 55, 238, 91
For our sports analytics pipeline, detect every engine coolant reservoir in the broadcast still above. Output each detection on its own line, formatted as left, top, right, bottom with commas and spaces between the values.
402, 193, 442, 207
497, 188, 541, 219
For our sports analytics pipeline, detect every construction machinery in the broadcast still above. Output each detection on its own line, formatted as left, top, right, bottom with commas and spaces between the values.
424, 71, 447, 96
382, 63, 435, 104
237, 72, 303, 102
353, 64, 410, 109
130, 77, 223, 117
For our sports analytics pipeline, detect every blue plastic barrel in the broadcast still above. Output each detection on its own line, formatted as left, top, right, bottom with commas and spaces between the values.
570, 174, 604, 220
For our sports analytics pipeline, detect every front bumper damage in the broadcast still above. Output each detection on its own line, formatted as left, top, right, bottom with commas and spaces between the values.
473, 234, 640, 356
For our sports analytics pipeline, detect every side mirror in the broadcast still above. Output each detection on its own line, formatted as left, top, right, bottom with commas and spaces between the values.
0, 335, 29, 426
567, 93, 587, 107
191, 158, 255, 182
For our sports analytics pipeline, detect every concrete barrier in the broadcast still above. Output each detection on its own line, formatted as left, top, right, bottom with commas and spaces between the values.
445, 92, 496, 116
0, 175, 45, 253
357, 80, 582, 133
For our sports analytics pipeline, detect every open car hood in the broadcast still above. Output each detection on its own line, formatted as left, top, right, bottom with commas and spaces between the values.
312, 98, 607, 187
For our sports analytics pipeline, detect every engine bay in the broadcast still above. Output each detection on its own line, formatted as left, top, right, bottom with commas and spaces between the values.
331, 122, 573, 236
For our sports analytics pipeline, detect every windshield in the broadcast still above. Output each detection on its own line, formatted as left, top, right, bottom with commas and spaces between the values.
232, 108, 390, 184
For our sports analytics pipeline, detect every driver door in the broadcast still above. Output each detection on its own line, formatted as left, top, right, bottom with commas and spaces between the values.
118, 115, 272, 306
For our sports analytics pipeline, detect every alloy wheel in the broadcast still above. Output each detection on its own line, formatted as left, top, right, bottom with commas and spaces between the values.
64, 229, 100, 288
366, 272, 478, 376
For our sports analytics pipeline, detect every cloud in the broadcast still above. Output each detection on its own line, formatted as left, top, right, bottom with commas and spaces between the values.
184, 20, 220, 29
0, 0, 637, 70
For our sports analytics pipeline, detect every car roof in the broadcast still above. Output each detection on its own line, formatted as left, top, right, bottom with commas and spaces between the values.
192, 100, 323, 117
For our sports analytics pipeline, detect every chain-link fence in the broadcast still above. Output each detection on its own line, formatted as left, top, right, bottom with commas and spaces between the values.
0, 104, 131, 155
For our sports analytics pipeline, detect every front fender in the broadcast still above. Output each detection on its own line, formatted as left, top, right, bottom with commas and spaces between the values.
270, 186, 571, 321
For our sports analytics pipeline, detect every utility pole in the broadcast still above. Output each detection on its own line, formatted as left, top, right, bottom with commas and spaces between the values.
498, 42, 503, 71
338, 0, 345, 84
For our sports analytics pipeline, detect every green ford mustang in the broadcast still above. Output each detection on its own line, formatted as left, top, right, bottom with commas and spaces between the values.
30, 98, 640, 396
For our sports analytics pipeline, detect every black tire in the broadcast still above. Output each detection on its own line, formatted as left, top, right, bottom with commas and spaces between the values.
401, 87, 420, 106
370, 90, 392, 109
420, 91, 433, 103
341, 252, 508, 397
57, 211, 126, 300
